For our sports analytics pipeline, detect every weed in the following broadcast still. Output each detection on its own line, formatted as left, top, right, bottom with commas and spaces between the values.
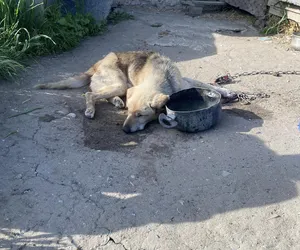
0, 0, 107, 80
263, 12, 299, 35
0, 0, 54, 78
34, 3, 107, 54
0, 1, 135, 80
263, 12, 289, 35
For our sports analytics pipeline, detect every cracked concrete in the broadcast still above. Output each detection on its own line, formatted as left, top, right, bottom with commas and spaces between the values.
1, 6, 300, 250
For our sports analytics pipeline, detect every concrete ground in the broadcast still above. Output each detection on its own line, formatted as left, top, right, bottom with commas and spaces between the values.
1, 7, 300, 250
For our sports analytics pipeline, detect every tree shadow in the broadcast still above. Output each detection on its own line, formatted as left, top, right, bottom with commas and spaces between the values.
1, 106, 300, 249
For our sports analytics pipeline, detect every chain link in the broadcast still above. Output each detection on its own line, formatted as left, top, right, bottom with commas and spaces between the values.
214, 70, 300, 104
237, 92, 270, 105
231, 70, 300, 79
213, 70, 300, 104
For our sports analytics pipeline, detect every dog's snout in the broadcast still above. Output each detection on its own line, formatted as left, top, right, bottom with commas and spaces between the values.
122, 125, 131, 133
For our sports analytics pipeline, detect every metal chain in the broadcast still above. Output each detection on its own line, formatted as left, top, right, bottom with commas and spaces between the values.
214, 70, 300, 104
231, 70, 300, 79
236, 92, 270, 105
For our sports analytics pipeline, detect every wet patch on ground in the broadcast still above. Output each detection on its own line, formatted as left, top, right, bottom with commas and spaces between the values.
64, 97, 194, 154
81, 101, 160, 152
39, 114, 57, 122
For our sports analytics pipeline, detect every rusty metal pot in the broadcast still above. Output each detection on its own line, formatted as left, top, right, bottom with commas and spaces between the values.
158, 87, 222, 133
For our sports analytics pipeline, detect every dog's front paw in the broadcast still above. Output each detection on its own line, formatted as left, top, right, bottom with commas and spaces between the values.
112, 97, 125, 109
85, 108, 95, 119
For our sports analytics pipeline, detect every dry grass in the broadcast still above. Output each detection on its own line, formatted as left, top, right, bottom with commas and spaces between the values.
264, 14, 300, 35
201, 7, 256, 25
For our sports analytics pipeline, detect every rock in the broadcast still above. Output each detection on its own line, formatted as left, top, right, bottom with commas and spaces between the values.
15, 174, 23, 179
222, 170, 231, 177
55, 109, 69, 116
113, 0, 181, 8
84, 0, 113, 20
48, 0, 113, 20
151, 22, 163, 27
66, 113, 76, 118
186, 6, 203, 17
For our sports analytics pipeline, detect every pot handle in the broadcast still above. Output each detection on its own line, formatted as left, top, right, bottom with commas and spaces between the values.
158, 113, 178, 129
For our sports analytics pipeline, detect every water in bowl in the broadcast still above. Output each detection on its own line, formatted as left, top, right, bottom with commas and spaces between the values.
167, 98, 209, 111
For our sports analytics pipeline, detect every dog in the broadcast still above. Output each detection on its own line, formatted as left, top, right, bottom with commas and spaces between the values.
34, 51, 236, 133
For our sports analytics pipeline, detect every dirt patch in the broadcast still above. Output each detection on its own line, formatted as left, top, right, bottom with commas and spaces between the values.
81, 101, 160, 152
39, 114, 57, 122
64, 97, 196, 153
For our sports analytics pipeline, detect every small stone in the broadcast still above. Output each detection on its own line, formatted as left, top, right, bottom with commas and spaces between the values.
122, 141, 138, 146
55, 109, 69, 115
15, 174, 23, 179
151, 22, 163, 28
222, 170, 231, 177
66, 113, 76, 118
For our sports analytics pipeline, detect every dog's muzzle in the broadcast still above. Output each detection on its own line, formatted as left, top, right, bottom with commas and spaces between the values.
122, 124, 132, 133
122, 115, 146, 133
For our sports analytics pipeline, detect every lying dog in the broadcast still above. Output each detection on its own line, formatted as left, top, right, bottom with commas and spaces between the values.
34, 51, 236, 133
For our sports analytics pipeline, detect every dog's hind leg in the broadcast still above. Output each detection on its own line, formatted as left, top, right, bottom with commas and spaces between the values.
85, 84, 127, 118
85, 53, 128, 118
182, 77, 237, 101
107, 96, 125, 109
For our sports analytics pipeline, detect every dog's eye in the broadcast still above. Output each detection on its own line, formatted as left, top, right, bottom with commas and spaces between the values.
136, 113, 142, 117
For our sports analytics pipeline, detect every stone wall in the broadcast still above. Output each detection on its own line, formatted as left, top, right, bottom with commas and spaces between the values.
113, 0, 181, 8
44, 0, 113, 20
224, 0, 268, 19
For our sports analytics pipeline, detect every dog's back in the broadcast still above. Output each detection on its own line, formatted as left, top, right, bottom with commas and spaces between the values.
114, 51, 182, 94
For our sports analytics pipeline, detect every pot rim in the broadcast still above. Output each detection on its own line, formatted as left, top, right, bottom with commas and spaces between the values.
166, 87, 221, 114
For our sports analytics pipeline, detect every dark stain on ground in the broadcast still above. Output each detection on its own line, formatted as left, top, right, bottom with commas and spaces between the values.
64, 97, 191, 153
39, 114, 56, 122
64, 96, 232, 153
82, 101, 160, 152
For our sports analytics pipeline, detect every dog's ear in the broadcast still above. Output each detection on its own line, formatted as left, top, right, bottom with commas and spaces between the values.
150, 93, 169, 110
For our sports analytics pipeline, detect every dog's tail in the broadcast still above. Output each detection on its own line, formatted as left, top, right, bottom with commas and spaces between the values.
33, 65, 97, 90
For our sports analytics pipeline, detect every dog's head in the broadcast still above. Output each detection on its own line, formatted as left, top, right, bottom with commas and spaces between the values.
123, 87, 169, 133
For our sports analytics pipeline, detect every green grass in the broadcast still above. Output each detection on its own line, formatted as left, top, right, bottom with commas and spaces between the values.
0, 0, 50, 78
0, 1, 135, 80
262, 12, 288, 35
32, 3, 107, 54
0, 0, 108, 80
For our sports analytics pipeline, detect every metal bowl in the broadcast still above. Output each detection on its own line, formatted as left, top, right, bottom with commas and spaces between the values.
291, 32, 300, 51
158, 88, 222, 133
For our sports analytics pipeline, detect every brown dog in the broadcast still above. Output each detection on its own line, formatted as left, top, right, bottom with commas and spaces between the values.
34, 51, 236, 133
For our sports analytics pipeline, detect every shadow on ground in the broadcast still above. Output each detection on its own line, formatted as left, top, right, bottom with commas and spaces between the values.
1, 103, 300, 249
1, 7, 300, 250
